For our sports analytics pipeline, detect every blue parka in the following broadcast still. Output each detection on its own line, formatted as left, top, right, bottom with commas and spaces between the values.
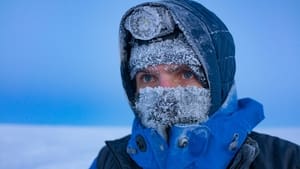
90, 93, 300, 168
123, 86, 265, 169
90, 0, 300, 168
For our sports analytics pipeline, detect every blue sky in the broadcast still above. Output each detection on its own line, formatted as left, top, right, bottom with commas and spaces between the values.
0, 0, 299, 127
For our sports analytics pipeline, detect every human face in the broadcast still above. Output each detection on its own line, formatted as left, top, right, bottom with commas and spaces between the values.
135, 64, 202, 90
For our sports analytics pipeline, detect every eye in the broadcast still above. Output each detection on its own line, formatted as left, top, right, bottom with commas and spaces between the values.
141, 74, 154, 83
182, 70, 195, 79
136, 71, 158, 89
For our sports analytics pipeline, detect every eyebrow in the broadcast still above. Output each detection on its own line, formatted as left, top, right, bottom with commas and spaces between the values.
165, 65, 191, 73
137, 69, 151, 74
136, 68, 159, 75
137, 65, 192, 75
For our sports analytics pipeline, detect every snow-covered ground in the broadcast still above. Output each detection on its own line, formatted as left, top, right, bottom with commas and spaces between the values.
0, 124, 299, 169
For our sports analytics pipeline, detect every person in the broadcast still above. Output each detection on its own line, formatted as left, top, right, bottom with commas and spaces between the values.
90, 0, 300, 168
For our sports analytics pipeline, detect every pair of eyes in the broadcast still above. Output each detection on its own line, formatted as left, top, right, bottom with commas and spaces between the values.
137, 69, 196, 83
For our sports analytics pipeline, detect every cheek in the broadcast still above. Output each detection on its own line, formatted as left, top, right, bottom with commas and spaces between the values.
179, 78, 203, 87
191, 81, 203, 87
136, 81, 145, 91
136, 80, 157, 90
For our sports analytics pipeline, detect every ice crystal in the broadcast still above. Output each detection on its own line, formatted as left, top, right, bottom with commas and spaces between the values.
124, 6, 175, 40
129, 34, 205, 80
135, 86, 211, 139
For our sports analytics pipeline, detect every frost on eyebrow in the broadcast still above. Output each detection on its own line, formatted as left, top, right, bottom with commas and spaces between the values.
163, 64, 193, 73
135, 86, 211, 139
136, 64, 187, 75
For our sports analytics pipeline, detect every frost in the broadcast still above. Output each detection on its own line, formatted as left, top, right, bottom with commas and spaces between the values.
124, 6, 175, 40
129, 34, 206, 82
135, 86, 211, 139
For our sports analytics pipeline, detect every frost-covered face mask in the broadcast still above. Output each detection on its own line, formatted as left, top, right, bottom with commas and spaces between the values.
135, 86, 211, 140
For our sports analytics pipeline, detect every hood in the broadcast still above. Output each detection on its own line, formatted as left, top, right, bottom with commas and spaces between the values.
119, 0, 236, 115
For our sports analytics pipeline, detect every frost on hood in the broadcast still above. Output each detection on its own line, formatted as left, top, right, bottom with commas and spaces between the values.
135, 86, 211, 140
129, 34, 206, 83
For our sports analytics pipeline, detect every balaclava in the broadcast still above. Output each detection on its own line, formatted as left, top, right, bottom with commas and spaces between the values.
124, 6, 211, 139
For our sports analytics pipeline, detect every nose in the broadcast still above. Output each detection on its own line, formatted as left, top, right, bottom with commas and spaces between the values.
159, 74, 177, 87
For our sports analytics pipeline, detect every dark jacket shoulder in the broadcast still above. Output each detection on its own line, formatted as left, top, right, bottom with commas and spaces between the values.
250, 131, 300, 169
93, 132, 300, 169
95, 135, 141, 169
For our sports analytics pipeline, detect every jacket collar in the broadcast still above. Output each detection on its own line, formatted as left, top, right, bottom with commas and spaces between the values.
126, 85, 264, 169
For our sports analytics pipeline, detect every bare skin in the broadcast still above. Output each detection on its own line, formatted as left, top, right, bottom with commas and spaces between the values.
136, 64, 202, 90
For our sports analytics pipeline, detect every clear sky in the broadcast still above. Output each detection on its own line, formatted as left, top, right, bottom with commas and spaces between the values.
0, 0, 299, 127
